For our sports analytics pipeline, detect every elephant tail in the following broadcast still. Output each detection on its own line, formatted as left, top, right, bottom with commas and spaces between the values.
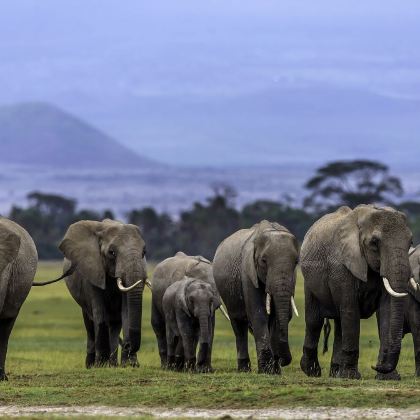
32, 263, 77, 286
323, 318, 331, 354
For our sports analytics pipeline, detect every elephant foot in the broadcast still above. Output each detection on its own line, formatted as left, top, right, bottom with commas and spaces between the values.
237, 358, 251, 372
196, 363, 214, 374
95, 353, 110, 368
0, 368, 8, 381
85, 352, 95, 369
375, 370, 401, 381
337, 366, 361, 380
329, 363, 340, 378
159, 352, 168, 369
257, 349, 280, 374
300, 347, 321, 377
174, 356, 185, 371
184, 357, 196, 372
109, 351, 118, 367
166, 355, 177, 370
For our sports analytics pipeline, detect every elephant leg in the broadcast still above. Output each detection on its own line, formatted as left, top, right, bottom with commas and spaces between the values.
174, 339, 184, 371
82, 311, 95, 369
250, 313, 276, 374
109, 320, 122, 367
166, 328, 178, 370
0, 317, 16, 381
179, 321, 197, 371
330, 319, 342, 377
231, 318, 251, 372
301, 291, 322, 377
151, 300, 167, 368
338, 300, 361, 379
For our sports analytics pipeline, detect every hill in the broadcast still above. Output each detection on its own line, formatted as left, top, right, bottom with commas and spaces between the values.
0, 103, 156, 168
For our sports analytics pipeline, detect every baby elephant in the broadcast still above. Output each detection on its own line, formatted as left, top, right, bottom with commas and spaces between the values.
162, 277, 221, 372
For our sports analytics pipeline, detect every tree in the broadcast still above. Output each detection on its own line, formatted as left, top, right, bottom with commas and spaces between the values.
304, 160, 403, 212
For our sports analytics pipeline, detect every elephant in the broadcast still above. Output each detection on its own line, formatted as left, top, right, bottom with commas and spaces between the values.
0, 217, 37, 380
151, 251, 228, 371
162, 277, 222, 372
56, 219, 147, 368
213, 220, 299, 374
375, 245, 420, 380
300, 205, 412, 379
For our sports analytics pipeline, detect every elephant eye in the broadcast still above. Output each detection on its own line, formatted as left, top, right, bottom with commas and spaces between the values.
108, 249, 116, 258
370, 236, 380, 249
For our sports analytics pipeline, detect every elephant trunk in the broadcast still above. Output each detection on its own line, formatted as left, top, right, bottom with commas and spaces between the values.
198, 311, 210, 345
273, 285, 292, 367
127, 285, 143, 354
374, 251, 409, 374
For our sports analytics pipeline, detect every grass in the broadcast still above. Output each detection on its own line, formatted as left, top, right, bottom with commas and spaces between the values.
1, 261, 420, 409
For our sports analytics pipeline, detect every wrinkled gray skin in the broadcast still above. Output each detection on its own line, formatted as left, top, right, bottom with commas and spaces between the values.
151, 252, 217, 371
61, 219, 147, 368
162, 277, 221, 372
300, 205, 412, 379
0, 217, 37, 380
213, 220, 299, 374
376, 246, 420, 380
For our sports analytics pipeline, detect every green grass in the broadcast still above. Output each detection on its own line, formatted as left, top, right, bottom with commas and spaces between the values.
1, 261, 420, 409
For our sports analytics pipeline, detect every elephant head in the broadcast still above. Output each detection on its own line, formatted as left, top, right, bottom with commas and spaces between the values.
177, 277, 221, 347
338, 205, 412, 373
59, 219, 147, 354
245, 220, 299, 366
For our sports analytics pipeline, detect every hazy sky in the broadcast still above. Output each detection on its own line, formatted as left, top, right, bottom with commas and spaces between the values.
1, 1, 420, 165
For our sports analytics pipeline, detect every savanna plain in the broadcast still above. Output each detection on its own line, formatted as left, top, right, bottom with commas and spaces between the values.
1, 261, 420, 414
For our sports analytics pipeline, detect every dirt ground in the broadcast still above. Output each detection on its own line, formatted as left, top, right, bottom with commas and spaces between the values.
0, 406, 420, 419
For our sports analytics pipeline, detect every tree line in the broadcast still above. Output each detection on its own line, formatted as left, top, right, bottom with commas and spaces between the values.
8, 160, 420, 260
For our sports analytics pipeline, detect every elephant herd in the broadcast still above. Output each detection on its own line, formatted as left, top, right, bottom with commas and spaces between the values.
1, 204, 420, 381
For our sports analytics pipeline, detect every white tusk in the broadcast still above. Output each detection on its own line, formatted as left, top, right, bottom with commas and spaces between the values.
291, 296, 299, 317
382, 277, 408, 298
266, 293, 271, 315
145, 279, 152, 289
117, 278, 144, 292
410, 277, 419, 291
219, 304, 230, 321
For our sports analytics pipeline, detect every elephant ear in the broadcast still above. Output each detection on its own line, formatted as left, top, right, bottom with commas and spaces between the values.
243, 232, 259, 288
59, 220, 106, 289
409, 248, 420, 283
0, 227, 21, 274
176, 277, 195, 316
338, 210, 368, 282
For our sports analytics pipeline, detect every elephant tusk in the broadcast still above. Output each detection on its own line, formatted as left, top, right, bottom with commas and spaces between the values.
266, 293, 271, 315
410, 277, 419, 291
291, 296, 299, 317
117, 278, 144, 292
219, 304, 230, 321
382, 277, 408, 298
145, 279, 152, 289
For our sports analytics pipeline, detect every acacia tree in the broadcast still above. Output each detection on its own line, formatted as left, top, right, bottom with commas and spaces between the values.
304, 160, 403, 212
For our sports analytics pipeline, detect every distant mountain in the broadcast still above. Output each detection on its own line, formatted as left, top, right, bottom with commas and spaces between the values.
0, 103, 157, 168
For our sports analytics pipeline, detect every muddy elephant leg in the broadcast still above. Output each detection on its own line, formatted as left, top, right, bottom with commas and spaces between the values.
330, 319, 342, 377
151, 300, 167, 369
0, 317, 17, 381
301, 291, 322, 377
231, 318, 251, 372
82, 311, 96, 368
179, 317, 197, 371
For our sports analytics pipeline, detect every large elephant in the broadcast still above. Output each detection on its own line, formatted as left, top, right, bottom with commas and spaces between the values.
300, 205, 412, 379
58, 219, 147, 368
376, 245, 420, 380
0, 217, 37, 380
162, 277, 222, 372
213, 220, 299, 374
151, 252, 227, 371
